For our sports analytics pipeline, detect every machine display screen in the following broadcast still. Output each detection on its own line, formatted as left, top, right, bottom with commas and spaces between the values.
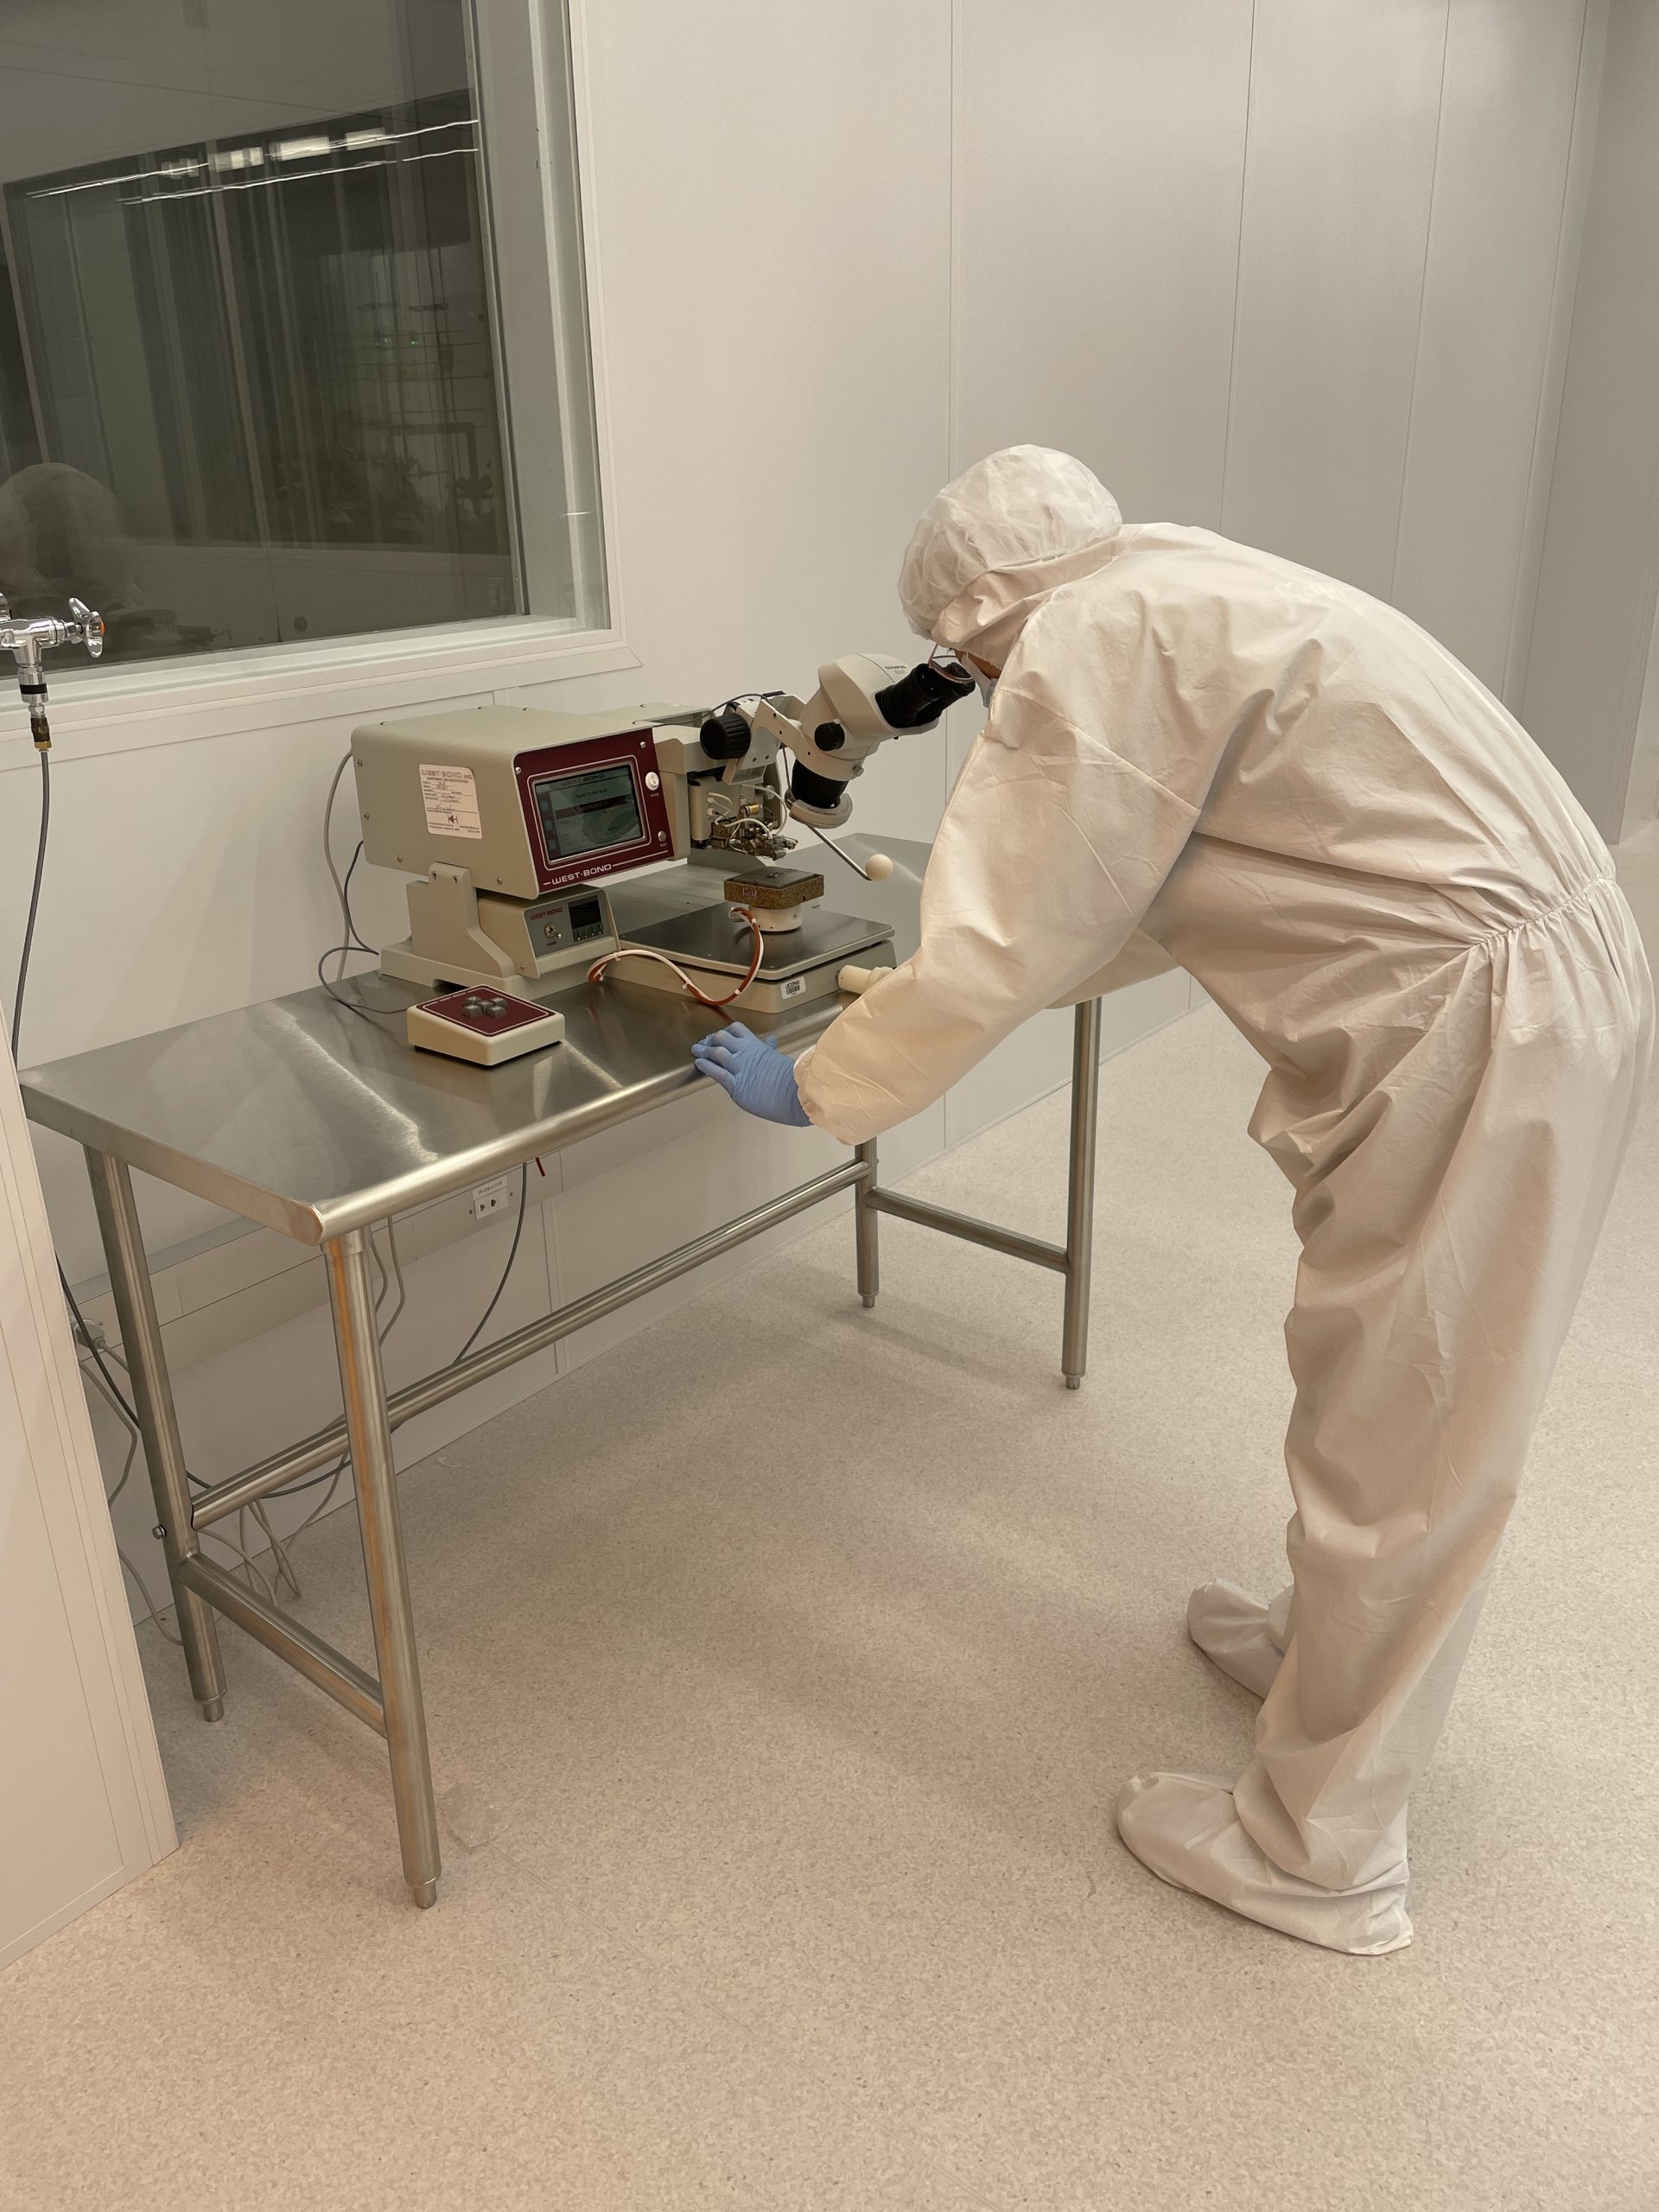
532, 762, 644, 860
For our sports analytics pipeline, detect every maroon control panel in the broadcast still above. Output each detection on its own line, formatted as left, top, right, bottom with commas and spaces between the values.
418, 989, 553, 1037
512, 728, 674, 895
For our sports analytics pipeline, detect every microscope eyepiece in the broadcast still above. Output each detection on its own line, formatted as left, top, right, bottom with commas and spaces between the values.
873, 657, 975, 733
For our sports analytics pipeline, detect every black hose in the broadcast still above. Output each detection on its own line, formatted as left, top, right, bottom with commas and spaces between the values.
10, 751, 49, 1064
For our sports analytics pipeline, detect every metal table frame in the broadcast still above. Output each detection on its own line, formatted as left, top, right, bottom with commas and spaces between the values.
74, 999, 1102, 1908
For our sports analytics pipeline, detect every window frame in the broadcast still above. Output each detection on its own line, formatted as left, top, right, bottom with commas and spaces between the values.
0, 0, 628, 756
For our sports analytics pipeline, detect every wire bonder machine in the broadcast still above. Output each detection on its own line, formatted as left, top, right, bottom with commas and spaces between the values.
351, 652, 975, 1063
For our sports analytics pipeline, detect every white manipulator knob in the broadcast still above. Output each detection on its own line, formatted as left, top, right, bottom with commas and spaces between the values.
836, 963, 889, 996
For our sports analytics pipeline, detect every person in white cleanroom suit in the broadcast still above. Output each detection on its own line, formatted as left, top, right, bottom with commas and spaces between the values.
692, 445, 1652, 1955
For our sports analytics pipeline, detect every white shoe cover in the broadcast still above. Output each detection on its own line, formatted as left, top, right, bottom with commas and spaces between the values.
1115, 1771, 1414, 1956
1185, 1580, 1286, 1699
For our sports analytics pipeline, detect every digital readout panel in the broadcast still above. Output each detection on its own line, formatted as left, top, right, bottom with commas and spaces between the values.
514, 728, 673, 893
532, 762, 644, 859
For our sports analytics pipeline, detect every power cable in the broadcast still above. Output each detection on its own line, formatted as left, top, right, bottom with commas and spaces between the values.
454, 1166, 529, 1365
10, 752, 48, 1064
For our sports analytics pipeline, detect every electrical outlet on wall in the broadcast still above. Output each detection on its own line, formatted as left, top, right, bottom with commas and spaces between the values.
470, 1174, 518, 1222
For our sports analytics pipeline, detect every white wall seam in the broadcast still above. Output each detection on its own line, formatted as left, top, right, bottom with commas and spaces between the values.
1217, 0, 1261, 534
1502, 0, 1605, 712
948, 0, 963, 480
1385, 0, 1455, 610
1627, 587, 1659, 837
1608, 465, 1659, 829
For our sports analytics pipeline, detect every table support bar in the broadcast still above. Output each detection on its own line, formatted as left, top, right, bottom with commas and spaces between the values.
179, 1554, 385, 1735
193, 1154, 871, 1530
853, 999, 1100, 1389
864, 1186, 1069, 1274
327, 1226, 439, 1906
87, 1148, 227, 1719
1061, 999, 1103, 1388
853, 1140, 880, 1307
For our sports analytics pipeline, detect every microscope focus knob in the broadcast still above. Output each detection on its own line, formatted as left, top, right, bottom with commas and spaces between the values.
699, 709, 751, 761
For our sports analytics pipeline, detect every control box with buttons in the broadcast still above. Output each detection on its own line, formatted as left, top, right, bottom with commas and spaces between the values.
406, 988, 567, 1066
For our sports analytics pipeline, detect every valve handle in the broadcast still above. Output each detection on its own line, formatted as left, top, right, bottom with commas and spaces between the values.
67, 597, 105, 659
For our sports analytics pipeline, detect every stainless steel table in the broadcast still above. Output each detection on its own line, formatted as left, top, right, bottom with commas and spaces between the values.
22, 850, 1102, 1907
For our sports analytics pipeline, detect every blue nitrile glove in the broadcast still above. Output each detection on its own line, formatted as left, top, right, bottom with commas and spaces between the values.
691, 1022, 813, 1126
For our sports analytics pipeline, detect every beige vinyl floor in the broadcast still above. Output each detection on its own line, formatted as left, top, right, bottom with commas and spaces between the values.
4, 835, 1656, 2212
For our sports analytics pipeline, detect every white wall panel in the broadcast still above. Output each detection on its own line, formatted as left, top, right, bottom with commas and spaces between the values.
3, 704, 483, 1282
1, 1035, 172, 1967
1391, 2, 1589, 692
952, 0, 1253, 524
1523, 0, 1659, 832
571, 0, 954, 821
1222, 0, 1449, 597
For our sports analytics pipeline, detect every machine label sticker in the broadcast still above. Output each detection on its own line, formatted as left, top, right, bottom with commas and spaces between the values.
420, 764, 482, 839
781, 976, 806, 999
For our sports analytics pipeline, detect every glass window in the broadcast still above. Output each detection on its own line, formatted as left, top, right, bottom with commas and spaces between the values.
0, 1, 605, 668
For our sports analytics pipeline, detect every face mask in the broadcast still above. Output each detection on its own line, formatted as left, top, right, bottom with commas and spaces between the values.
973, 668, 997, 705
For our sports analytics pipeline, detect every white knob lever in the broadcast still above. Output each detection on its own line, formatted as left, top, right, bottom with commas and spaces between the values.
808, 824, 894, 884
836, 963, 889, 995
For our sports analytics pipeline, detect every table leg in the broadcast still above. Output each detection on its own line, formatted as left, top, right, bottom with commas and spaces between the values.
1062, 1001, 1103, 1389
324, 1226, 441, 1908
854, 1139, 880, 1308
85, 1149, 226, 1719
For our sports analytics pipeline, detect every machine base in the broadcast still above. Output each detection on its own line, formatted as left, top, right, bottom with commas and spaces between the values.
615, 906, 894, 1014
378, 887, 897, 1015
379, 937, 570, 1001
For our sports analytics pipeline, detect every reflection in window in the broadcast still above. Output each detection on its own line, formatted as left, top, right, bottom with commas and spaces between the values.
0, 15, 600, 666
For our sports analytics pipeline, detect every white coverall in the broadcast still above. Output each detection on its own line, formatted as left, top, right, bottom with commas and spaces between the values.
794, 446, 1652, 1955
